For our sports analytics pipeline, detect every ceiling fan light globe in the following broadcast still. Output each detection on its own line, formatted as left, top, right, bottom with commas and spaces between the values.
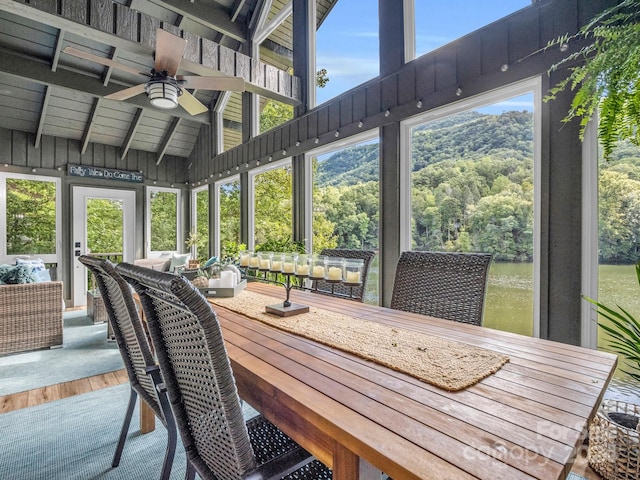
147, 82, 179, 109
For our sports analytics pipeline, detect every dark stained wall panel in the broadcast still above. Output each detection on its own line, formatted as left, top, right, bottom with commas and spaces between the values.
90, 0, 114, 34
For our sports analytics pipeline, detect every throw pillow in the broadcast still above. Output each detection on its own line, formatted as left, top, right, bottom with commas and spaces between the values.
16, 258, 51, 282
169, 253, 190, 272
0, 264, 39, 284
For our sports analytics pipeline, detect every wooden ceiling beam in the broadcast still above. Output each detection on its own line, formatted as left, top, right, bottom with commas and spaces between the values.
156, 117, 181, 165
0, 49, 210, 125
147, 0, 247, 42
81, 98, 103, 155
51, 30, 65, 72
121, 109, 145, 160
0, 0, 300, 105
34, 86, 51, 148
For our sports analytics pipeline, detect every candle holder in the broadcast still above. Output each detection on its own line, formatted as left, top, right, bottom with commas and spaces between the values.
237, 252, 365, 316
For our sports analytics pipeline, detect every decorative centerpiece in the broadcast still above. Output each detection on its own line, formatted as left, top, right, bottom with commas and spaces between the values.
238, 251, 365, 317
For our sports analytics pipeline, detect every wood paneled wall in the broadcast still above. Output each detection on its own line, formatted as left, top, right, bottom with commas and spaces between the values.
0, 127, 187, 185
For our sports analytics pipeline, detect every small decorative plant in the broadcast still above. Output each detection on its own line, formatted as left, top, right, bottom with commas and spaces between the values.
185, 230, 203, 266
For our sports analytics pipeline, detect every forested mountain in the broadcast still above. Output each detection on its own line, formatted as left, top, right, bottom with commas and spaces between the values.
316, 110, 533, 188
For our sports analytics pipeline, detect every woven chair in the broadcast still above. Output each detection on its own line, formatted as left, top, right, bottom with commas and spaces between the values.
312, 249, 376, 302
115, 262, 332, 480
78, 256, 177, 480
390, 251, 492, 326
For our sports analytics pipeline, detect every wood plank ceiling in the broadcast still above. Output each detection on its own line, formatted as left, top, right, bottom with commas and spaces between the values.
0, 0, 336, 163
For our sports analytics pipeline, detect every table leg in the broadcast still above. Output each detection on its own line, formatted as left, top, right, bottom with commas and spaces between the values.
140, 398, 156, 434
332, 444, 381, 480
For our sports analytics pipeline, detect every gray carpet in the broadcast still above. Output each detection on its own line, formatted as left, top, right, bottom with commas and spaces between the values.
0, 383, 187, 479
0, 310, 123, 396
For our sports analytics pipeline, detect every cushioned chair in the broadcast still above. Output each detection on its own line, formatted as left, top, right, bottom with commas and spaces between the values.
116, 262, 332, 480
390, 251, 492, 326
78, 255, 177, 480
312, 249, 375, 302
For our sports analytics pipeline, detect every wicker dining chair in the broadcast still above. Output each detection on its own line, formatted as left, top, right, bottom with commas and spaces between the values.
312, 249, 376, 302
78, 256, 177, 480
390, 251, 492, 326
116, 262, 333, 480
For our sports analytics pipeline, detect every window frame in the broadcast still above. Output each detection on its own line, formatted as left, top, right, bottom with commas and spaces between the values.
145, 185, 182, 257
303, 128, 380, 254
0, 172, 61, 266
247, 158, 293, 251
214, 174, 240, 258
399, 76, 542, 337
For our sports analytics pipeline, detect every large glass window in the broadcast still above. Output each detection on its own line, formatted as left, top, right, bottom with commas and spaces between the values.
412, 1, 530, 60
1, 174, 61, 266
308, 131, 380, 304
401, 79, 540, 335
146, 187, 181, 255
316, 0, 378, 105
250, 161, 293, 250
596, 142, 640, 357
216, 177, 241, 257
192, 186, 209, 262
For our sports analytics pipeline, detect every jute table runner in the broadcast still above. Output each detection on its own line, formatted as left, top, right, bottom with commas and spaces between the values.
210, 290, 509, 391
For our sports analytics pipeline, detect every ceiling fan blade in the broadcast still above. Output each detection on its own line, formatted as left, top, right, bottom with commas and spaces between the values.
155, 29, 186, 77
63, 47, 148, 77
104, 84, 147, 101
177, 75, 245, 92
178, 90, 208, 115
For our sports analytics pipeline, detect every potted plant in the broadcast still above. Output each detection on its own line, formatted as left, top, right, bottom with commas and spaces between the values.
584, 260, 640, 479
185, 230, 203, 268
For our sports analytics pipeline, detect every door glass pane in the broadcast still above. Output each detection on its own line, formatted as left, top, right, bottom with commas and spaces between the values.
409, 95, 535, 335
6, 178, 56, 255
150, 190, 178, 251
86, 198, 124, 261
312, 138, 380, 304
219, 180, 241, 256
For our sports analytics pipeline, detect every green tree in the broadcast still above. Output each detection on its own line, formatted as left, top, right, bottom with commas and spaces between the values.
150, 191, 178, 251
86, 199, 123, 254
6, 179, 56, 255
254, 166, 292, 246
219, 180, 241, 251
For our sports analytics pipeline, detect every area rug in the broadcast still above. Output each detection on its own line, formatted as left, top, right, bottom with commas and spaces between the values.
0, 383, 187, 479
210, 290, 509, 391
0, 310, 123, 396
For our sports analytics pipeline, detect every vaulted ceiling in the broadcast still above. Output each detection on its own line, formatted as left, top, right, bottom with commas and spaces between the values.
0, 0, 336, 164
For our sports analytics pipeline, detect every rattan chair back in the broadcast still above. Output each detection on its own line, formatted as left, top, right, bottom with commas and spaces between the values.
116, 263, 331, 480
78, 255, 176, 479
313, 249, 375, 302
390, 251, 492, 326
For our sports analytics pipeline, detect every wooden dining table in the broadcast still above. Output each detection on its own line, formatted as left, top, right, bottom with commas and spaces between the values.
203, 282, 617, 480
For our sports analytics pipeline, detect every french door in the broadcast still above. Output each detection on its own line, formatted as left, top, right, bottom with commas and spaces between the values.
72, 187, 135, 306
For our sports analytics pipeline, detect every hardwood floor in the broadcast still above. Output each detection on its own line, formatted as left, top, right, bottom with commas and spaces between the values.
0, 369, 128, 414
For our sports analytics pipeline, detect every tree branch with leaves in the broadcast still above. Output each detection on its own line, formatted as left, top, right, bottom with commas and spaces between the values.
545, 0, 640, 159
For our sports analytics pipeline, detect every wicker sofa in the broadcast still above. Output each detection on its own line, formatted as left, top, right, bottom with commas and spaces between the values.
0, 281, 64, 355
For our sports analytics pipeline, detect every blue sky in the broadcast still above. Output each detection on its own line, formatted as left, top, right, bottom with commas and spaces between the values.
316, 0, 531, 105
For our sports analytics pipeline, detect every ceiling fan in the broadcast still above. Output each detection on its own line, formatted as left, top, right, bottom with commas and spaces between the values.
63, 29, 245, 115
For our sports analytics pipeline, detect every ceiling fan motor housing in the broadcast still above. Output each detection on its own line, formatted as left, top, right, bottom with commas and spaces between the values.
145, 72, 183, 109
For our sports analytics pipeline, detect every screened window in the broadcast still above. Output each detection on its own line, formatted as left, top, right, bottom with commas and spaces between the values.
1, 174, 61, 266
307, 131, 380, 304
401, 79, 540, 335
147, 187, 181, 255
192, 186, 209, 262
216, 177, 241, 257
249, 161, 293, 250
